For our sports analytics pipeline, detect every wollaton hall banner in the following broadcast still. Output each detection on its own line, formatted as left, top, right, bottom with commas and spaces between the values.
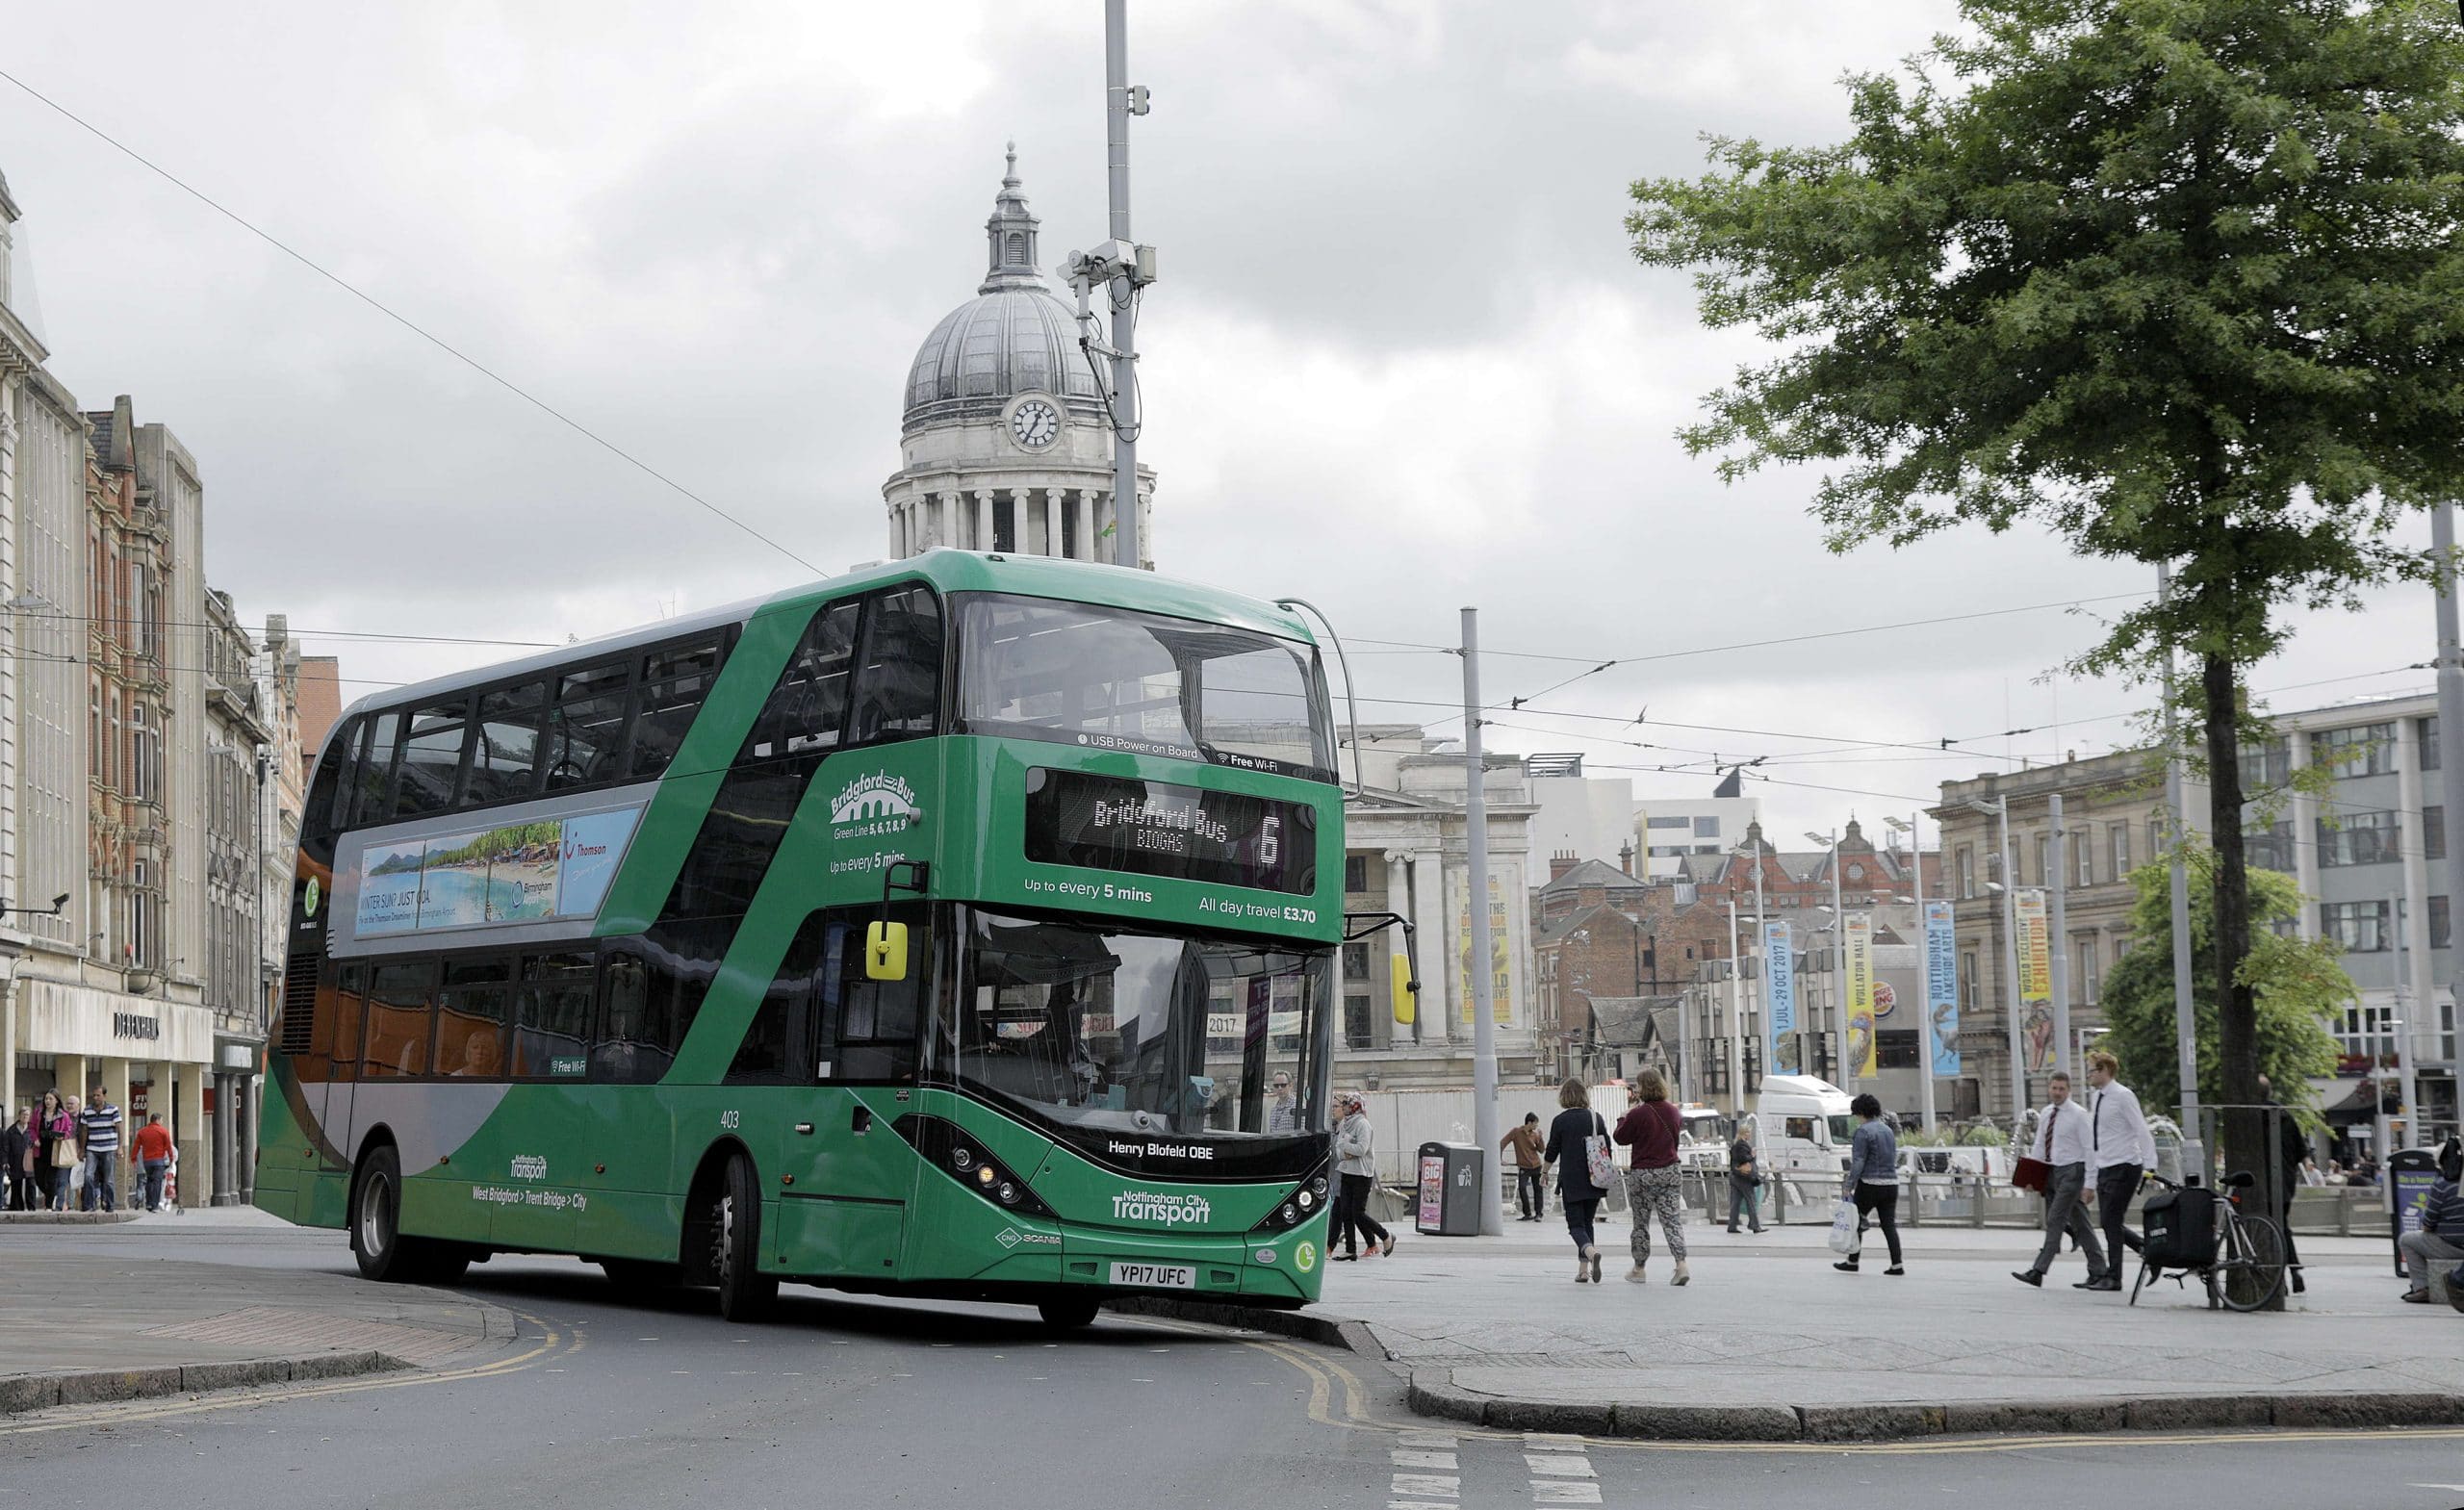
2016, 888, 2053, 1073
1844, 912, 1877, 1077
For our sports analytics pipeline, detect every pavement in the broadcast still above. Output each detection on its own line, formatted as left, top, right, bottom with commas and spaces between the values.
0, 1203, 524, 1416
1285, 1210, 2464, 1441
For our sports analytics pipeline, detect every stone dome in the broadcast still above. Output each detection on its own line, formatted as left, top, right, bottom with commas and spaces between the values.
902, 149, 1106, 436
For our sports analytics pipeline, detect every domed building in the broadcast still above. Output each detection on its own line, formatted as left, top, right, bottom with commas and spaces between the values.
883, 148, 1153, 568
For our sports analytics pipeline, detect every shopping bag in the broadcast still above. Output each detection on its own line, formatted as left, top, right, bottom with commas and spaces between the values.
1584, 1113, 1617, 1191
1827, 1198, 1861, 1254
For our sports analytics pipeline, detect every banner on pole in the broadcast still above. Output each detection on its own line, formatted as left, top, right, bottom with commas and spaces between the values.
1845, 912, 1877, 1077
1763, 919, 1796, 1072
2016, 888, 2054, 1072
1923, 899, 1960, 1076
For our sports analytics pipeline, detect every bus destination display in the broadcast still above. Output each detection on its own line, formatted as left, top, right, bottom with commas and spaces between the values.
1024, 769, 1315, 896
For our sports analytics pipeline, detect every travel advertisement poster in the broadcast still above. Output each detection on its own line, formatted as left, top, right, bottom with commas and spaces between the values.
352, 806, 642, 939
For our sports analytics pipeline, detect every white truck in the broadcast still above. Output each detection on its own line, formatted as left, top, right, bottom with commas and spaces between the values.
1752, 1074, 1859, 1178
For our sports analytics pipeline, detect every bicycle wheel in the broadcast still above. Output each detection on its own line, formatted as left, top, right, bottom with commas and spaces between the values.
2219, 1211, 2288, 1313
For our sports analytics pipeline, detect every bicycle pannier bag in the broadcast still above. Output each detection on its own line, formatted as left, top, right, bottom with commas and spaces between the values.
2140, 1184, 2217, 1270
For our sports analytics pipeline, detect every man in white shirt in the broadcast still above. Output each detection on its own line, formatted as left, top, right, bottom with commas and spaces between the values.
2083, 1050, 2157, 1292
2014, 1070, 2107, 1288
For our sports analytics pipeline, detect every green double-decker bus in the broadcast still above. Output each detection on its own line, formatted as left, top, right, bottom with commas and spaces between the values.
254, 550, 1343, 1326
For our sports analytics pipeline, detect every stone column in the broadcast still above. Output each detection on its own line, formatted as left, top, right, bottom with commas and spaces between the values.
1076, 491, 1096, 562
1043, 488, 1064, 557
175, 1065, 206, 1209
967, 491, 987, 551
240, 1073, 259, 1203
213, 1069, 239, 1204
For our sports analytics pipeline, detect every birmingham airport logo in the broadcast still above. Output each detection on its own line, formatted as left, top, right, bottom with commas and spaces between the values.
831, 772, 918, 828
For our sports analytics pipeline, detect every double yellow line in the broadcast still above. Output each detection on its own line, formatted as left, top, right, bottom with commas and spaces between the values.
0, 1313, 580, 1437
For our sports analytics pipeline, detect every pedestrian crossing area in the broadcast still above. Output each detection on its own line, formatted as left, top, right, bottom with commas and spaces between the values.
1383, 1430, 1605, 1509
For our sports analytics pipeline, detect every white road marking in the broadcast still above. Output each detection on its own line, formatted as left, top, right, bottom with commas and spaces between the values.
1526, 1453, 1596, 1477
1529, 1481, 1604, 1505
1389, 1473, 1461, 1498
1391, 1449, 1459, 1470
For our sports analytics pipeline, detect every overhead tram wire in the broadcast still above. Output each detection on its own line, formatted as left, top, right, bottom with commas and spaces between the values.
0, 68, 824, 578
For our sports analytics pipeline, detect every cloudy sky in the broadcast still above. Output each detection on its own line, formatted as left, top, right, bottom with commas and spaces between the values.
1, 1, 2439, 847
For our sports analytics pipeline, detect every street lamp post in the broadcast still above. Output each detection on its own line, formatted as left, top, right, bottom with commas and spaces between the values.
1807, 831, 1847, 1085
1723, 898, 1748, 1117
1965, 797, 2029, 1123
1886, 813, 1938, 1133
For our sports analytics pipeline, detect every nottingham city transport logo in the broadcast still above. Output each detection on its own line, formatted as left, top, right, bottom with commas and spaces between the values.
1111, 1190, 1213, 1227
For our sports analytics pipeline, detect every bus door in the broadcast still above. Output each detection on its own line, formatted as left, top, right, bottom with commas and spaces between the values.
497, 949, 599, 1252
767, 909, 924, 1280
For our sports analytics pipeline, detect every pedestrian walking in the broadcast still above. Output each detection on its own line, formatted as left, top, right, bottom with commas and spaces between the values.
2399, 1139, 2464, 1304
1329, 1091, 1394, 1262
1612, 1069, 1689, 1285
2, 1105, 33, 1211
38, 1091, 76, 1211
1542, 1077, 1612, 1282
133, 1113, 175, 1214
2011, 1071, 2107, 1289
1502, 1113, 1548, 1221
1832, 1093, 1904, 1275
2083, 1051, 2154, 1292
1727, 1124, 1765, 1234
80, 1085, 124, 1214
2257, 1074, 2309, 1294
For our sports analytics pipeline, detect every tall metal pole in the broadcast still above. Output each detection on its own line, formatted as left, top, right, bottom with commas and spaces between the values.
1911, 809, 1938, 1133
2048, 792, 2071, 1074
1460, 608, 1502, 1235
1829, 837, 1847, 1085
1726, 900, 1745, 1116
1995, 800, 2026, 1123
1103, 0, 1142, 570
2391, 892, 2420, 1150
2433, 503, 2464, 1140
2159, 562, 2203, 1173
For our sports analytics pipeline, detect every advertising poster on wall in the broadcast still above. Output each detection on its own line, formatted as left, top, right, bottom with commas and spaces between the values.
2016, 889, 2054, 1072
350, 806, 643, 941
1763, 920, 1796, 1072
1923, 899, 1960, 1076
1450, 866, 1513, 1028
1844, 913, 1877, 1077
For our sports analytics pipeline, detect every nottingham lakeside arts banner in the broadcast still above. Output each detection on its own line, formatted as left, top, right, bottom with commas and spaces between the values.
354, 807, 642, 937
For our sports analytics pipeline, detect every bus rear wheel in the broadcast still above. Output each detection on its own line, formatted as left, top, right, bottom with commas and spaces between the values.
1037, 1296, 1101, 1330
351, 1145, 467, 1285
712, 1154, 778, 1322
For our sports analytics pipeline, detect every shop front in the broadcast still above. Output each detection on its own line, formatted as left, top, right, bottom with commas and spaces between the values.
5, 975, 216, 1208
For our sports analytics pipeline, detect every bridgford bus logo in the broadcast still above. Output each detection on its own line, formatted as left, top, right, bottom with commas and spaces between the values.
1112, 1190, 1212, 1227
831, 772, 918, 831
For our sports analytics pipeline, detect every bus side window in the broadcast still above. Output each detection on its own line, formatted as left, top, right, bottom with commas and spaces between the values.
819, 907, 923, 1081
348, 712, 400, 827
307, 717, 354, 846
848, 588, 942, 746
728, 914, 825, 1085
466, 681, 549, 806
512, 951, 595, 1078
391, 702, 468, 820
592, 922, 726, 1084
746, 601, 860, 761
545, 661, 632, 793
307, 961, 368, 1083
435, 955, 511, 1078
360, 958, 436, 1078
629, 636, 727, 781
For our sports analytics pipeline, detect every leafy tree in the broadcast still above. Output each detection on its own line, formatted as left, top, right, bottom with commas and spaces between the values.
2100, 855, 2346, 1126
1628, 0, 2464, 1169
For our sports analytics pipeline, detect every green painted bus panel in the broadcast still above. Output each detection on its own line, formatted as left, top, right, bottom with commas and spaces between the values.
593, 602, 817, 937
946, 735, 1343, 946
769, 1195, 909, 1280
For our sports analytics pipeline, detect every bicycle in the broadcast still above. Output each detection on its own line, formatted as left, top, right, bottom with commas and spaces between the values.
2130, 1169, 2288, 1313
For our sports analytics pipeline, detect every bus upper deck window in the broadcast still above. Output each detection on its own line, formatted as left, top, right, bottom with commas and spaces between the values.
849, 589, 941, 745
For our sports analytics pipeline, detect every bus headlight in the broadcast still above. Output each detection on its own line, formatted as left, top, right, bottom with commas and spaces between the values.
976, 1164, 996, 1188
998, 1181, 1021, 1205
1249, 1162, 1335, 1235
1279, 1203, 1298, 1225
1296, 1190, 1315, 1210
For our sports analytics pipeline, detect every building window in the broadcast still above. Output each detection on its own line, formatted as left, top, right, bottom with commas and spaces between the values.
1960, 949, 1979, 1010
2320, 901, 2391, 953
2315, 724, 2396, 779
2074, 937, 2099, 1006
2240, 737, 2291, 790
2109, 823, 2130, 880
1344, 994, 1373, 1051
1956, 845, 1975, 899
2432, 895, 2451, 951
1693, 816, 1721, 838
1342, 942, 1370, 981
2427, 806, 2447, 863
2246, 820, 2296, 873
2423, 717, 2442, 771
1646, 815, 1689, 831
1875, 1030, 1920, 1069
2074, 835, 2095, 888
1344, 855, 1369, 894
2316, 809, 2400, 868
2034, 833, 2050, 888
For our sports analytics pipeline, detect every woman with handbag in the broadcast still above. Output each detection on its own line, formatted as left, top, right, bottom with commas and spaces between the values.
1542, 1077, 1613, 1283
38, 1090, 77, 1212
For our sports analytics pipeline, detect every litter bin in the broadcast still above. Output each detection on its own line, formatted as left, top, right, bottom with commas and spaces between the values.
1416, 1140, 1483, 1236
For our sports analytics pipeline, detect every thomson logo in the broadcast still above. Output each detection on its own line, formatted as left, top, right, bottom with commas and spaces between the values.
831, 772, 918, 826
1112, 1190, 1213, 1227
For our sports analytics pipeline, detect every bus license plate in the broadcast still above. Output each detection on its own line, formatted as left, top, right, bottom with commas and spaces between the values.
1109, 1261, 1195, 1290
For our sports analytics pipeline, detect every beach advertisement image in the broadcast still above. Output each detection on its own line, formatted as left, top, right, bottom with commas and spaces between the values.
350, 806, 642, 939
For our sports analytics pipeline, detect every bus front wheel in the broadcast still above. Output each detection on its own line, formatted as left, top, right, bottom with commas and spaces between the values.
712, 1154, 778, 1322
1038, 1296, 1100, 1330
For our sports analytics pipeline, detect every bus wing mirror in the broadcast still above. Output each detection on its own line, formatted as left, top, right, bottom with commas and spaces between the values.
865, 921, 911, 982
1390, 953, 1417, 1026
